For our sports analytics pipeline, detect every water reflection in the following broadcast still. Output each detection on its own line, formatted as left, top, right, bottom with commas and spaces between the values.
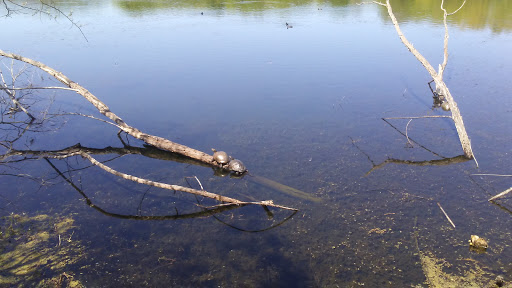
378, 0, 512, 33
13, 0, 512, 31
109, 0, 512, 32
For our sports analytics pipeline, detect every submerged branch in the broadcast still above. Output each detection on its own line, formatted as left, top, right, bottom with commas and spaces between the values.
365, 155, 469, 176
44, 158, 246, 220
1, 144, 297, 210
79, 152, 296, 210
381, 118, 447, 159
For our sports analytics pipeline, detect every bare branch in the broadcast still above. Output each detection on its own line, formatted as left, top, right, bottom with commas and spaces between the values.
357, 1, 386, 6
437, 202, 456, 228
0, 49, 225, 168
473, 174, 512, 177
2, 0, 88, 41
37, 0, 88, 42
446, 0, 467, 16
53, 112, 120, 129
372, 0, 474, 160
439, 0, 465, 78
79, 151, 297, 210
489, 187, 512, 202
79, 150, 231, 201
382, 0, 438, 77
383, 116, 452, 120
0, 86, 77, 91
405, 119, 413, 147
381, 118, 447, 158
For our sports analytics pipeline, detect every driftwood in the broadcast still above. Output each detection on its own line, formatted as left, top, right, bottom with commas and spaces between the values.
1, 143, 298, 210
1, 143, 319, 203
0, 49, 217, 165
0, 48, 299, 211
366, 0, 475, 162
45, 158, 299, 229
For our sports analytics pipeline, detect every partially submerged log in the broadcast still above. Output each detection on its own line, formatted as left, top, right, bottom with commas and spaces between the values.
0, 48, 299, 211
0, 49, 217, 166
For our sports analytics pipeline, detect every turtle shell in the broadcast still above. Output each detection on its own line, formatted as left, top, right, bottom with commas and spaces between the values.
228, 159, 246, 174
441, 101, 450, 111
213, 151, 230, 164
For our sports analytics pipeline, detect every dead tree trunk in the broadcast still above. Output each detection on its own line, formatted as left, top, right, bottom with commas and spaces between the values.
373, 0, 475, 160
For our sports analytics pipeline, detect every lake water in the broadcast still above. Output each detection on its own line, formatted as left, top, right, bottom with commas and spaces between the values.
1, 0, 512, 287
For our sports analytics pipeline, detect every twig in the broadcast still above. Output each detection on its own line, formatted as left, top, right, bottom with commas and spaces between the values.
489, 187, 512, 202
437, 202, 455, 228
382, 118, 446, 158
0, 71, 36, 120
3, 0, 88, 41
356, 1, 385, 6
383, 116, 452, 120
446, 0, 467, 16
405, 119, 413, 147
0, 86, 77, 91
53, 112, 120, 129
472, 153, 479, 168
194, 176, 204, 190
472, 174, 512, 177
200, 200, 297, 211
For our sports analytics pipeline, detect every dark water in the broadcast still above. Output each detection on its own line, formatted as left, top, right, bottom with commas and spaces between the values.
1, 0, 512, 287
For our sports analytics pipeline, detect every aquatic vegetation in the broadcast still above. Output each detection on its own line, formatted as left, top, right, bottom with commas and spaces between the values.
0, 213, 85, 287
418, 251, 495, 288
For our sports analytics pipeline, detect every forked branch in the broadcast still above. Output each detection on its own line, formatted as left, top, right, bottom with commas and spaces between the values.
365, 0, 475, 161
0, 49, 220, 166
0, 49, 297, 211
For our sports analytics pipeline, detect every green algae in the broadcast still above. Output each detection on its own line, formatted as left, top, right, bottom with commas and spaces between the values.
0, 213, 85, 287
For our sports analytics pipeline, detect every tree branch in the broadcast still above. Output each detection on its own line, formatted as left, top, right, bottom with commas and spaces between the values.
2, 0, 88, 41
489, 187, 512, 202
370, 0, 475, 161
0, 49, 229, 169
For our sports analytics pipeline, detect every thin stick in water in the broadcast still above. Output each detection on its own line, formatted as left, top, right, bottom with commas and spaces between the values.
489, 187, 512, 202
437, 202, 455, 228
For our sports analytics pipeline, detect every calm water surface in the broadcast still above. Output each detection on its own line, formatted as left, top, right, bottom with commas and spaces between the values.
1, 0, 512, 287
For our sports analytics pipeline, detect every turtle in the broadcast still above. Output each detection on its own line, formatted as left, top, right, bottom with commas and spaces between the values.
228, 159, 246, 174
469, 235, 488, 249
441, 101, 450, 111
212, 149, 230, 165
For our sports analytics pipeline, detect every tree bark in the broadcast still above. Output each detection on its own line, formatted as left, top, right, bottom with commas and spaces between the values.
0, 49, 217, 165
379, 0, 474, 159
